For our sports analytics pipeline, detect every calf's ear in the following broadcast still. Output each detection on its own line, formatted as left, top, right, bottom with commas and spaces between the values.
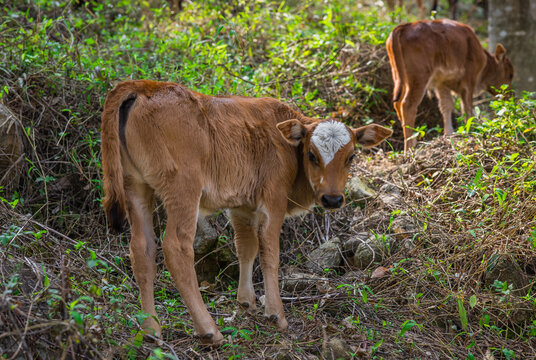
277, 119, 308, 146
353, 124, 393, 148
495, 43, 506, 62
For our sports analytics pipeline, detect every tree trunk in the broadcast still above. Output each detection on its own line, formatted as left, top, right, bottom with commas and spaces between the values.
489, 0, 536, 92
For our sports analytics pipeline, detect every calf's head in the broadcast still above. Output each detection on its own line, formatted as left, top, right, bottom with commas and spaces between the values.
277, 119, 393, 209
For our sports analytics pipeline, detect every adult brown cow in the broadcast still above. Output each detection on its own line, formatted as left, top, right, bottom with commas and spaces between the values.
101, 80, 392, 345
386, 19, 513, 152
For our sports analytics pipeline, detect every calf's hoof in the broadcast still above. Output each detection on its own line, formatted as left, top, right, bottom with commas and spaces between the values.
238, 292, 257, 311
142, 317, 161, 338
200, 331, 224, 346
239, 300, 256, 313
266, 314, 288, 330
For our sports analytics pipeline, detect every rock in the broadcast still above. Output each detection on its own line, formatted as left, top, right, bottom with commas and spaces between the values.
351, 238, 381, 269
306, 237, 342, 274
350, 234, 396, 269
484, 254, 529, 296
282, 270, 320, 293
378, 183, 403, 210
193, 216, 219, 256
0, 104, 24, 188
346, 176, 376, 206
193, 217, 238, 283
342, 232, 369, 254
390, 215, 421, 241
194, 247, 238, 283
322, 337, 351, 360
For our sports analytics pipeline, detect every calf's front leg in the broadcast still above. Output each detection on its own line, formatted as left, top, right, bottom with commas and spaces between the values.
230, 208, 259, 311
435, 86, 455, 136
257, 203, 287, 330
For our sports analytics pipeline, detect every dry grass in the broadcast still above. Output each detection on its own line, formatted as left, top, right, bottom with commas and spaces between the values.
2, 133, 535, 359
1, 1, 535, 359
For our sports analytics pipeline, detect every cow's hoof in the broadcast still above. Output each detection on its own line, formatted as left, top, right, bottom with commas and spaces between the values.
200, 331, 224, 346
266, 314, 288, 330
239, 301, 256, 313
141, 318, 161, 339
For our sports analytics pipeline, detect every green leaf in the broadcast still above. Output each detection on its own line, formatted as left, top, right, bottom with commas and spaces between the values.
399, 319, 418, 337
502, 348, 514, 360
469, 295, 477, 308
70, 310, 83, 327
457, 297, 468, 330
465, 116, 474, 133
473, 166, 483, 187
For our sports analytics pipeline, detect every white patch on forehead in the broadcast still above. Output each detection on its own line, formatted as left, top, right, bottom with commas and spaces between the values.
311, 121, 351, 165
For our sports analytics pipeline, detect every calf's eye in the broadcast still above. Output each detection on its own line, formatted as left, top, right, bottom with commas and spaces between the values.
308, 151, 318, 165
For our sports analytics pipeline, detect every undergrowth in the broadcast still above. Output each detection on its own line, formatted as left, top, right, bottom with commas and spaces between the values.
0, 0, 534, 359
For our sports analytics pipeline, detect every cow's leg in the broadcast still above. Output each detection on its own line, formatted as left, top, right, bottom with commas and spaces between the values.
393, 93, 404, 145
401, 82, 427, 152
460, 88, 474, 120
161, 179, 223, 345
126, 181, 160, 336
435, 86, 455, 136
230, 208, 259, 311
391, 87, 405, 143
257, 200, 287, 330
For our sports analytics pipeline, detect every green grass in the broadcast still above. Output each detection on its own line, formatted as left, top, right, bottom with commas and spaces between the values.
1, 0, 535, 359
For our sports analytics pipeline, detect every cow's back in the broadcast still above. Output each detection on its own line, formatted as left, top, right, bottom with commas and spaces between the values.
121, 83, 299, 211
394, 20, 486, 89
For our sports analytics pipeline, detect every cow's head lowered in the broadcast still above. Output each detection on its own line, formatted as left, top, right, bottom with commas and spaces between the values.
484, 43, 514, 95
277, 119, 393, 209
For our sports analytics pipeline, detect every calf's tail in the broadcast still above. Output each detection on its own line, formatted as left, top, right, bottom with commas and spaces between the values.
101, 85, 137, 232
386, 27, 407, 103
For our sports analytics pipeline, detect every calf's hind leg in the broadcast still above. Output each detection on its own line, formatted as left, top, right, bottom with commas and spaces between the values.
161, 178, 223, 345
126, 181, 160, 336
400, 81, 427, 152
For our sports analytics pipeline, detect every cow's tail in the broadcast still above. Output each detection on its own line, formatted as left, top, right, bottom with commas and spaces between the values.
101, 84, 137, 232
387, 27, 406, 103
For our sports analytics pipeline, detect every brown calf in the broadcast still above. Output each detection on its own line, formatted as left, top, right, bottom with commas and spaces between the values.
101, 80, 392, 345
386, 19, 513, 152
